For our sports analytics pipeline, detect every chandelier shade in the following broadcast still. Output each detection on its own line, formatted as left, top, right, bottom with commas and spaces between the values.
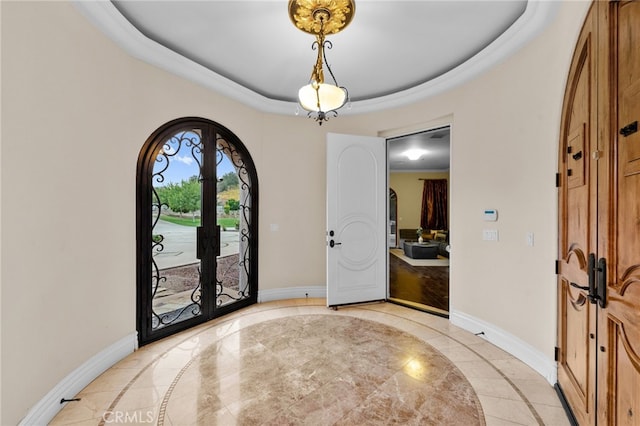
298, 82, 347, 112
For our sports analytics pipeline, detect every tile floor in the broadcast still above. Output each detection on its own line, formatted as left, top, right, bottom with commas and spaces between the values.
51, 299, 570, 425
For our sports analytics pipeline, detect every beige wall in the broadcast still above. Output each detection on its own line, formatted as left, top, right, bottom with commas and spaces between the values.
389, 172, 450, 232
1, 1, 591, 424
0, 2, 3, 422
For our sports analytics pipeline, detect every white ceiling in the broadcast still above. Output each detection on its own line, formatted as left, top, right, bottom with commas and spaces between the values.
74, 1, 560, 116
388, 127, 450, 172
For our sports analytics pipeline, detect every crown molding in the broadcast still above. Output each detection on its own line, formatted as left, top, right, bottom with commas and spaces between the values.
73, 1, 559, 117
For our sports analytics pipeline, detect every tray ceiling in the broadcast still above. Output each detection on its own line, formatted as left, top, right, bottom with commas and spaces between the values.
74, 1, 558, 115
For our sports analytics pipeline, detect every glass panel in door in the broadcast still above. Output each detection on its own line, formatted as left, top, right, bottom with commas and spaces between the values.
215, 136, 253, 308
151, 130, 203, 329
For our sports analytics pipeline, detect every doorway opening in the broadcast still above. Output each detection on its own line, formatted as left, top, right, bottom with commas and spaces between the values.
387, 126, 450, 316
136, 117, 258, 345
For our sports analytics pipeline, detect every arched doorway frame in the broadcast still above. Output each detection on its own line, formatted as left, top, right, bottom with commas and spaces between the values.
136, 117, 258, 345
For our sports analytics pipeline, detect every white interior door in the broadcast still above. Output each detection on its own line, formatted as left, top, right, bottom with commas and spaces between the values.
327, 132, 386, 307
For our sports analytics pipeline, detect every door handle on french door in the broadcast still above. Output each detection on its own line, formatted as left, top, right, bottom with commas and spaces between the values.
197, 227, 206, 259
197, 226, 220, 258
215, 225, 221, 257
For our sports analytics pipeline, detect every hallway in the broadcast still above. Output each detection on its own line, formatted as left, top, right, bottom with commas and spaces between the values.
51, 300, 569, 425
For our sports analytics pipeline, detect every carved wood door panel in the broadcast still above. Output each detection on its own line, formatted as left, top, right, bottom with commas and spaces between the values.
558, 2, 640, 424
597, 1, 640, 424
557, 5, 598, 425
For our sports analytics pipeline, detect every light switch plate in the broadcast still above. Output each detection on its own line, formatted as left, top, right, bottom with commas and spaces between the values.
483, 229, 499, 241
526, 232, 534, 246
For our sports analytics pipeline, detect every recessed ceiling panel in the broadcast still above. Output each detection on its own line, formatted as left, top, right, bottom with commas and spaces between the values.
112, 1, 527, 103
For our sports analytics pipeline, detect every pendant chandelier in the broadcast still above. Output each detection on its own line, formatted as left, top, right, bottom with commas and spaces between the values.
288, 0, 355, 125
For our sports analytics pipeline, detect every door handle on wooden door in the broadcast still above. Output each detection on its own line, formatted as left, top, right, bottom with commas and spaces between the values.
569, 253, 604, 303
596, 257, 606, 308
570, 282, 589, 291
581, 253, 607, 308
588, 253, 597, 303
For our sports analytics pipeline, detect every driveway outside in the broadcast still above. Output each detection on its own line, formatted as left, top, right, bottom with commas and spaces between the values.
153, 219, 239, 270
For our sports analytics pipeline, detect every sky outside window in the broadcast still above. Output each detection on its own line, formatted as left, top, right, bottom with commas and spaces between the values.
153, 132, 235, 185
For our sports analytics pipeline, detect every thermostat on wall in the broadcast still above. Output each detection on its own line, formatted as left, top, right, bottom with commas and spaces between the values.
483, 209, 498, 221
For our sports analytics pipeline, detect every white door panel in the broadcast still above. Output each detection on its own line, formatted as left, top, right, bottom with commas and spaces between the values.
327, 133, 386, 306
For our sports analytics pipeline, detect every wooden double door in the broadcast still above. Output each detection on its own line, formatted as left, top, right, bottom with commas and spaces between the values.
557, 1, 640, 425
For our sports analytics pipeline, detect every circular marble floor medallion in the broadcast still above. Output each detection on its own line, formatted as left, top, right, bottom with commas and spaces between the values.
158, 314, 485, 425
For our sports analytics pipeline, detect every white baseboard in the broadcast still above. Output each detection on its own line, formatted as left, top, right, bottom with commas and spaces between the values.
19, 332, 137, 426
258, 286, 326, 303
450, 310, 557, 384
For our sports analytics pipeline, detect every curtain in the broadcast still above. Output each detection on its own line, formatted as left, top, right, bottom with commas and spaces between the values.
420, 179, 448, 230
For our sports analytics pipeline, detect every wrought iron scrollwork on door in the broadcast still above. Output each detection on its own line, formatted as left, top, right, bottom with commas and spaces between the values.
215, 136, 254, 307
138, 118, 259, 345
150, 131, 204, 330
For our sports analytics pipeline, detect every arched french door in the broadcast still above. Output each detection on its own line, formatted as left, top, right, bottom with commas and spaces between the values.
136, 117, 258, 345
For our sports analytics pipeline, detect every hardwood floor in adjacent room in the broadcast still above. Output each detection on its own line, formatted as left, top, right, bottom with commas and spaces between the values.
389, 252, 449, 312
